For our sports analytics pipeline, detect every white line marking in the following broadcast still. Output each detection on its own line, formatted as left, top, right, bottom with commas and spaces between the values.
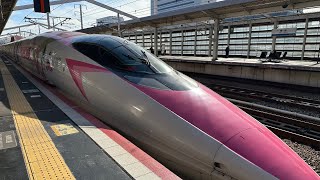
30, 95, 41, 98
22, 89, 40, 93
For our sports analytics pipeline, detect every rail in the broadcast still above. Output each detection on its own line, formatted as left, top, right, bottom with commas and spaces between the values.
230, 99, 320, 149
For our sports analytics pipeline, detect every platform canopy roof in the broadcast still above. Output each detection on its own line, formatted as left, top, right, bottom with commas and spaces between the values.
80, 0, 320, 33
0, 0, 18, 34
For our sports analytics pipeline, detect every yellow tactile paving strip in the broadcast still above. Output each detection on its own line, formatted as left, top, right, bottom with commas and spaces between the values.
0, 61, 75, 180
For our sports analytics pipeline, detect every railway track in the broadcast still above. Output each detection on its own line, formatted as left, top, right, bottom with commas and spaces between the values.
205, 83, 320, 111
229, 99, 320, 149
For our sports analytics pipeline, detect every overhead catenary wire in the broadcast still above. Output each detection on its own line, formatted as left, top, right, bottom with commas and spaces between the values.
55, 0, 138, 28
77, 0, 138, 16
83, 0, 146, 17
54, 0, 152, 29
83, 0, 204, 18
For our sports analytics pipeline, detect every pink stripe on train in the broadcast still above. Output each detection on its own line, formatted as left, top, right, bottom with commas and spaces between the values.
133, 82, 319, 180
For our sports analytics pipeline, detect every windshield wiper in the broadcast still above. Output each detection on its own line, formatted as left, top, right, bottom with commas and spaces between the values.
138, 57, 150, 66
123, 53, 151, 66
123, 51, 154, 69
140, 50, 151, 66
123, 53, 147, 63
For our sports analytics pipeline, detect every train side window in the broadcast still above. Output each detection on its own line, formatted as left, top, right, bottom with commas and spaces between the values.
74, 42, 121, 69
73, 43, 87, 55
74, 42, 136, 71
73, 43, 100, 61
86, 45, 100, 61
97, 47, 120, 67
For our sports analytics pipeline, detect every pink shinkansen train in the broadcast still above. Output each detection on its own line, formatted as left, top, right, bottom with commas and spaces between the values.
0, 31, 318, 180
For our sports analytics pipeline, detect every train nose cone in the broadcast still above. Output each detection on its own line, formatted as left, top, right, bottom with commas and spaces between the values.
225, 128, 319, 179
133, 82, 318, 179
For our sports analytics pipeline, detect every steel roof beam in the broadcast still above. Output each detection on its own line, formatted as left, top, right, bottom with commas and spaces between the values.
219, 0, 320, 19
222, 11, 320, 26
0, 0, 18, 34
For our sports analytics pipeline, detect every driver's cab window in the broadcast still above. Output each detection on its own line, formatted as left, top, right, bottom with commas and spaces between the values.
73, 42, 124, 70
97, 47, 121, 68
73, 43, 100, 61
73, 41, 162, 74
111, 46, 155, 74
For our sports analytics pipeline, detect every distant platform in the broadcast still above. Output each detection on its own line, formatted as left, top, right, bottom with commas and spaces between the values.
160, 56, 320, 88
0, 56, 179, 180
160, 56, 320, 72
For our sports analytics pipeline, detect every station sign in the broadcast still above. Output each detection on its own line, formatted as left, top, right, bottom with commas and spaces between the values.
33, 0, 50, 13
272, 28, 297, 37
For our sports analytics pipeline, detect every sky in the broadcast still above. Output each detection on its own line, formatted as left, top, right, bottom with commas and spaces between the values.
3, 0, 151, 36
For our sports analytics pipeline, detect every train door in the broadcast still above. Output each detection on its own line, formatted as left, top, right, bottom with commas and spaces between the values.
13, 42, 20, 62
36, 38, 56, 82
30, 45, 46, 81
22, 38, 46, 81
42, 41, 60, 85
36, 42, 48, 81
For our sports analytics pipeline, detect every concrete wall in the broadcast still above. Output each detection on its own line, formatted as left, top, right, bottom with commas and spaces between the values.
164, 61, 320, 88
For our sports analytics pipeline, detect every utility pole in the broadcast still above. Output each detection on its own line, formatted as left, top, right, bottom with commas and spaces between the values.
317, 47, 320, 64
74, 4, 87, 29
52, 17, 55, 31
117, 13, 121, 37
79, 5, 83, 29
46, 12, 51, 29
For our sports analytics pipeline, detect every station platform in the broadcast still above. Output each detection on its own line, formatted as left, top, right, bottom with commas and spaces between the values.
160, 56, 320, 71
0, 56, 179, 180
160, 55, 320, 88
